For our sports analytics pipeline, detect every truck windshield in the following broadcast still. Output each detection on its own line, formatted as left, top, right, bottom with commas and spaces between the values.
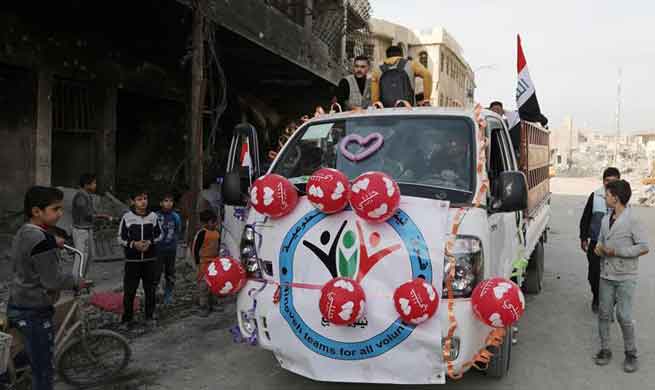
271, 115, 475, 202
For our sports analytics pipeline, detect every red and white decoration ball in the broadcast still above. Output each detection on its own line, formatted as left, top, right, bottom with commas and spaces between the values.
249, 174, 299, 218
204, 257, 247, 296
471, 277, 525, 328
349, 171, 400, 223
393, 279, 440, 325
319, 277, 366, 326
306, 168, 350, 214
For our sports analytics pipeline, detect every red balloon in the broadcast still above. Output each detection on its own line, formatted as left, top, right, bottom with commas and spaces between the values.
250, 174, 299, 218
319, 277, 366, 326
471, 278, 525, 328
393, 279, 439, 325
349, 171, 400, 223
204, 257, 247, 296
306, 168, 350, 214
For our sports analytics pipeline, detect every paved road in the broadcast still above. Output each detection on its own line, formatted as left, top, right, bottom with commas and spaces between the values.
69, 192, 655, 390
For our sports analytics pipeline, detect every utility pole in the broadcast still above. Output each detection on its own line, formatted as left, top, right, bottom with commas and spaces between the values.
189, 0, 206, 242
341, 0, 348, 67
568, 117, 574, 169
615, 67, 622, 162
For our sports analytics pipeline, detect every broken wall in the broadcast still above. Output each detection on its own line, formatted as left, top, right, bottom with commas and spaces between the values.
116, 91, 187, 203
0, 65, 36, 219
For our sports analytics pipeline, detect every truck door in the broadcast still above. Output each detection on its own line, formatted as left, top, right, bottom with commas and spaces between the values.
486, 117, 522, 278
221, 123, 261, 258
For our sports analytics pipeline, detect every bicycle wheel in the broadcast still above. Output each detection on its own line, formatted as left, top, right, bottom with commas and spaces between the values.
56, 330, 131, 387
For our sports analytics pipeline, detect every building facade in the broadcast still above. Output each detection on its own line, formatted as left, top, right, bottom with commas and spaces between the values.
368, 19, 475, 107
0, 0, 371, 223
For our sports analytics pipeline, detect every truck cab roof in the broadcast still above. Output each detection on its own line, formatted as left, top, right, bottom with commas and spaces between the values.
305, 106, 494, 125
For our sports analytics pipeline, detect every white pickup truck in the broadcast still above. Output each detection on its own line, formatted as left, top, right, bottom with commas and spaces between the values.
221, 107, 550, 384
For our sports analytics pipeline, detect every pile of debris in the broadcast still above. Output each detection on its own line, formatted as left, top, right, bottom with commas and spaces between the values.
638, 185, 655, 207
85, 260, 236, 337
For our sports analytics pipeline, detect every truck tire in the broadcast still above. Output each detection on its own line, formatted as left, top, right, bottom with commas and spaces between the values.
486, 327, 512, 378
523, 241, 544, 294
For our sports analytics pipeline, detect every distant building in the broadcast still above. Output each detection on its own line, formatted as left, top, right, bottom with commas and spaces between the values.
368, 19, 475, 107
632, 132, 655, 145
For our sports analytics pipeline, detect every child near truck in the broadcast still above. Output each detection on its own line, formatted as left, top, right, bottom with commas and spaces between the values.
7, 186, 81, 390
593, 180, 649, 373
156, 193, 181, 305
192, 209, 220, 317
117, 189, 162, 329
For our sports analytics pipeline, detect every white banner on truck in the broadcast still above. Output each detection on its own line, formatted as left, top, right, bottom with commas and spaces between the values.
255, 197, 450, 384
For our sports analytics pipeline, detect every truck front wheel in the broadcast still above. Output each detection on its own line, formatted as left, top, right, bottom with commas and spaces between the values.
486, 326, 512, 378
523, 241, 544, 294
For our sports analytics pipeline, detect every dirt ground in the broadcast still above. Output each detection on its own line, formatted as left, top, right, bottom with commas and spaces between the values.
1, 177, 651, 389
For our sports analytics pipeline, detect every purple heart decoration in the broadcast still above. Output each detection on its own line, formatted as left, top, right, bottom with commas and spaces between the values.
339, 132, 384, 162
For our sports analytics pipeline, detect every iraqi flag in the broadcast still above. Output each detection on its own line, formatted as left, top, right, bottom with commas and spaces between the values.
240, 137, 252, 175
515, 35, 548, 127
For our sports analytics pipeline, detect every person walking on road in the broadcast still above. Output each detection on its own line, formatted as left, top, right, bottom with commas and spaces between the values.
593, 180, 649, 373
579, 167, 620, 313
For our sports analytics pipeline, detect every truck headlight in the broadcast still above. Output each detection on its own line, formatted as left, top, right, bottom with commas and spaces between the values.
240, 226, 273, 277
443, 236, 484, 298
240, 226, 261, 277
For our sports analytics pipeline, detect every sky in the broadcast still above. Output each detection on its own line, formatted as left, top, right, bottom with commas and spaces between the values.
369, 0, 655, 133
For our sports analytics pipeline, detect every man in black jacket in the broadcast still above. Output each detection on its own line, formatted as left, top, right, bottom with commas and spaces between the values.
579, 167, 620, 313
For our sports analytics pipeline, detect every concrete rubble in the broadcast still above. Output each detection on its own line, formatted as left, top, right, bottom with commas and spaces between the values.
556, 143, 654, 207
638, 185, 655, 207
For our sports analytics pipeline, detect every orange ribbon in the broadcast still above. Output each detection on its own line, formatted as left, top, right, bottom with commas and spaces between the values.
443, 105, 504, 381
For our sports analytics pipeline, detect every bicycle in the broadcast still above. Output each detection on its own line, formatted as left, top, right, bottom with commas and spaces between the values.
1, 244, 131, 389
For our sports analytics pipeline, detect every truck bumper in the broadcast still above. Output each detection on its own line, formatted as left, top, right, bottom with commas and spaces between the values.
235, 280, 496, 382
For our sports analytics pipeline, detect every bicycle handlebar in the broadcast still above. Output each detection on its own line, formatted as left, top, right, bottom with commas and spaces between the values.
62, 244, 85, 281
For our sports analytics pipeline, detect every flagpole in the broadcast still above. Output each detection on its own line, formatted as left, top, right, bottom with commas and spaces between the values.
615, 67, 622, 163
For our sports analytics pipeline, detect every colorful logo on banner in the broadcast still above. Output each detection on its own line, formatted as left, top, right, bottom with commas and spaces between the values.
279, 209, 432, 360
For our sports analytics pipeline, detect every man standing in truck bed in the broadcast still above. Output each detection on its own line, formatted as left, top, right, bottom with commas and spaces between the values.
371, 45, 432, 107
334, 55, 372, 111
579, 167, 621, 313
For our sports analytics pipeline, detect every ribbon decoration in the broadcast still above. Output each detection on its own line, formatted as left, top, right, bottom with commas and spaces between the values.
267, 105, 328, 162
394, 100, 413, 108
511, 257, 529, 286
330, 103, 343, 114
339, 133, 385, 162
443, 104, 505, 380
231, 278, 268, 346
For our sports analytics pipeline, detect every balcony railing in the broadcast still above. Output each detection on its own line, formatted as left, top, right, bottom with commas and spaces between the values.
266, 0, 371, 70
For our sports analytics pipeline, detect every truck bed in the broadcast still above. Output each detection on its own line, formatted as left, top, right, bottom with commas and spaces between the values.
519, 121, 551, 255
519, 121, 551, 218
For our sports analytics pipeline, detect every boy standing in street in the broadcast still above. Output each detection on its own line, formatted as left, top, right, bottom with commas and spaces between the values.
7, 186, 80, 390
192, 210, 220, 317
579, 167, 620, 313
72, 173, 112, 268
156, 193, 181, 305
117, 189, 162, 329
594, 180, 649, 372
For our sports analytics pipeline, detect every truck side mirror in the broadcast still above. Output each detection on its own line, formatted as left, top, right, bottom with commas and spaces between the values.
492, 171, 528, 213
222, 170, 248, 206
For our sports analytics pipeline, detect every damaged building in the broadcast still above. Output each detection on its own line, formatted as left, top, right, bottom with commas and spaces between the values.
0, 0, 371, 224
